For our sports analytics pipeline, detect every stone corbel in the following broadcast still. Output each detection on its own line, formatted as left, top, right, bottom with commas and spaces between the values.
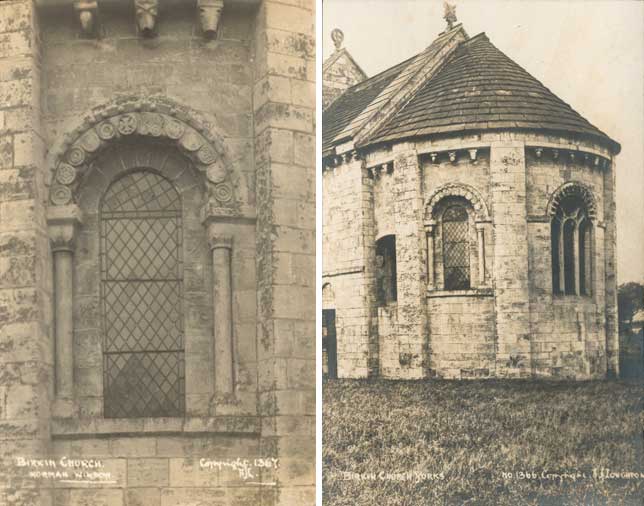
198, 0, 224, 40
48, 205, 83, 416
134, 0, 158, 38
74, 0, 99, 37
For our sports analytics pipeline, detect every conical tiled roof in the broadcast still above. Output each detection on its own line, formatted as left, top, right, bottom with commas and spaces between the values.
323, 31, 620, 154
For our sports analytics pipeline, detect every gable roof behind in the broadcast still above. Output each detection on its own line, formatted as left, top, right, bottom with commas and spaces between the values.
323, 31, 620, 155
322, 58, 407, 153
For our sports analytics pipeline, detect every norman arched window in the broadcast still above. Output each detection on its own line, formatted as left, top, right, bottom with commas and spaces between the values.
424, 184, 490, 292
551, 194, 593, 296
101, 170, 185, 418
442, 205, 470, 290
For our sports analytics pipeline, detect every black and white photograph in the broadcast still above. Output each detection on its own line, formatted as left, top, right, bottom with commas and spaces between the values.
0, 0, 315, 505
322, 0, 643, 504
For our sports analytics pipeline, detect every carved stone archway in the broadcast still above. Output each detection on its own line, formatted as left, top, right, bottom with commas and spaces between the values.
424, 182, 491, 223
547, 181, 598, 221
47, 96, 241, 215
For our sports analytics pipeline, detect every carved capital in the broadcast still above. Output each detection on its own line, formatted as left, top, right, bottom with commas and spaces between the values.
198, 0, 224, 40
74, 0, 99, 37
208, 232, 233, 251
134, 0, 158, 37
47, 205, 83, 253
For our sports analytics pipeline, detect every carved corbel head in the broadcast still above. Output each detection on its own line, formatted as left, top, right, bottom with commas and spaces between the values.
74, 0, 99, 37
134, 0, 159, 38
198, 0, 224, 40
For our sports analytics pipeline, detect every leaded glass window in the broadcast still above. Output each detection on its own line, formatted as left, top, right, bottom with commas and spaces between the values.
551, 195, 592, 296
442, 205, 470, 290
100, 170, 185, 418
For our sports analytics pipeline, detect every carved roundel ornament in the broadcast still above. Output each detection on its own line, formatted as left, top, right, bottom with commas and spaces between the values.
180, 131, 204, 152
117, 113, 139, 135
80, 130, 101, 153
214, 183, 233, 203
51, 185, 73, 206
56, 163, 77, 185
197, 145, 217, 165
97, 120, 117, 140
164, 117, 185, 140
141, 112, 164, 137
67, 146, 86, 166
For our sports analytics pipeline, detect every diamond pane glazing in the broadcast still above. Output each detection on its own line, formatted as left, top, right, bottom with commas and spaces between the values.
443, 205, 470, 290
101, 170, 185, 418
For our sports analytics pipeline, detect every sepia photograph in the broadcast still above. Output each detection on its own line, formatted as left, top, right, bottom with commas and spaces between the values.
0, 0, 314, 505
322, 0, 643, 504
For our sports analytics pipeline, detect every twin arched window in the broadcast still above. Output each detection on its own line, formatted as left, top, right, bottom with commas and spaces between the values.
551, 194, 593, 296
101, 170, 185, 418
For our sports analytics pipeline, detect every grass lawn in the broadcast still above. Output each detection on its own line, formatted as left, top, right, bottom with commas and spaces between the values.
323, 379, 643, 506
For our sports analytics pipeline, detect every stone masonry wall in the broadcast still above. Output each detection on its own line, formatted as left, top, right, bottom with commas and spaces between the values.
1, 1, 316, 505
525, 147, 608, 378
0, 2, 53, 505
252, 0, 316, 504
322, 158, 372, 378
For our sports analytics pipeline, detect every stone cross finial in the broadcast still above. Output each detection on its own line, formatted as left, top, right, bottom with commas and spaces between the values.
331, 28, 344, 50
443, 1, 457, 30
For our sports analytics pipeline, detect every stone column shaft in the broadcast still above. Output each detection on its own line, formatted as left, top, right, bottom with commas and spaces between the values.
210, 235, 234, 395
48, 205, 83, 402
425, 223, 435, 289
53, 248, 74, 397
476, 224, 485, 285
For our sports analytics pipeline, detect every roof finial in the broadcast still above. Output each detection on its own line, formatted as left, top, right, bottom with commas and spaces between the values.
331, 28, 344, 51
443, 1, 457, 30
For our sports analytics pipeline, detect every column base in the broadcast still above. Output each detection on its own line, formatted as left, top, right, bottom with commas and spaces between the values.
52, 397, 77, 418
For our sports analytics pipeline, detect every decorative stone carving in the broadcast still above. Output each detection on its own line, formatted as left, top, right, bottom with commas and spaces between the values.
56, 164, 77, 185
468, 148, 478, 162
443, 1, 457, 30
425, 182, 491, 223
67, 146, 86, 166
139, 112, 164, 136
198, 145, 218, 165
430, 152, 438, 164
180, 131, 205, 152
448, 151, 457, 163
74, 0, 99, 37
164, 117, 186, 139
547, 181, 598, 219
207, 162, 227, 184
198, 0, 224, 40
49, 98, 236, 210
214, 183, 233, 203
117, 113, 138, 135
331, 28, 344, 50
535, 147, 543, 159
552, 149, 559, 160
80, 130, 101, 152
134, 0, 158, 38
51, 185, 73, 206
97, 120, 116, 140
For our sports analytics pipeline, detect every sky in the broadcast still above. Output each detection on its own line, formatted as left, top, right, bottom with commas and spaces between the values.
323, 0, 644, 284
